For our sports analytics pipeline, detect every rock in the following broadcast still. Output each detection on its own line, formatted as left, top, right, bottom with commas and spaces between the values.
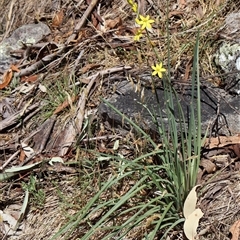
0, 22, 51, 73
223, 12, 240, 42
214, 11, 240, 95
99, 81, 240, 137
214, 42, 240, 95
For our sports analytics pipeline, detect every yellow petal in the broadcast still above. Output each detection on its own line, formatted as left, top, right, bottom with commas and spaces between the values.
151, 65, 157, 71
158, 72, 163, 78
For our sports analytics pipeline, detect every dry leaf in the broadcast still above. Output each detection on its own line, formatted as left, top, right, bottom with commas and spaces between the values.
21, 75, 38, 83
53, 95, 78, 115
91, 12, 98, 28
0, 209, 19, 236
0, 69, 13, 89
230, 219, 240, 240
179, 0, 186, 8
21, 142, 35, 158
168, 10, 184, 18
19, 149, 26, 162
105, 17, 122, 30
229, 144, 240, 159
184, 208, 204, 240
205, 135, 240, 148
36, 42, 58, 61
19, 84, 35, 94
200, 159, 216, 173
52, 9, 64, 27
195, 5, 204, 19
80, 63, 102, 74
0, 64, 20, 89
183, 185, 199, 219
38, 84, 47, 93
10, 65, 20, 72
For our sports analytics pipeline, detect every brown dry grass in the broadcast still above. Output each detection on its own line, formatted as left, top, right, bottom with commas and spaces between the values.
0, 0, 239, 239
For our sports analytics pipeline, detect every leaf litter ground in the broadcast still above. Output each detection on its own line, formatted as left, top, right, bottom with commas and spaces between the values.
0, 0, 240, 239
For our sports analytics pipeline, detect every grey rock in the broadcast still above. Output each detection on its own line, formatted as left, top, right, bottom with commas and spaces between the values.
99, 81, 240, 137
214, 42, 240, 95
0, 23, 51, 73
224, 12, 240, 42
214, 11, 240, 94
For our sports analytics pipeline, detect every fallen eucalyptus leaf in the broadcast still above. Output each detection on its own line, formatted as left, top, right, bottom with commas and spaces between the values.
5, 162, 41, 173
184, 208, 204, 240
49, 157, 64, 166
183, 185, 199, 219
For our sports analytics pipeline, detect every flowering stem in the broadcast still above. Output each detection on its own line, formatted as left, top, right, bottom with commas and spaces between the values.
145, 30, 161, 63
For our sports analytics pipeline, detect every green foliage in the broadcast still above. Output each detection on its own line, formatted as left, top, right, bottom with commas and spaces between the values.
22, 175, 45, 208
43, 73, 80, 118
153, 31, 202, 212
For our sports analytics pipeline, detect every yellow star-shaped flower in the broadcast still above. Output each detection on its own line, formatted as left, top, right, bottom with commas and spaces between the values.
134, 29, 143, 41
135, 15, 155, 30
151, 63, 166, 79
132, 2, 138, 12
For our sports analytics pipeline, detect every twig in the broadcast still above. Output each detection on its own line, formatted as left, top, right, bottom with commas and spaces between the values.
15, 46, 67, 77
0, 102, 40, 131
15, 105, 43, 128
2, 0, 15, 41
67, 0, 100, 44
73, 65, 132, 86
73, 50, 85, 73
82, 135, 122, 142
0, 150, 20, 171
76, 0, 85, 7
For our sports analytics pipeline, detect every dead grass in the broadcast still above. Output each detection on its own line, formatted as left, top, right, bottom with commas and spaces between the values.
0, 0, 240, 239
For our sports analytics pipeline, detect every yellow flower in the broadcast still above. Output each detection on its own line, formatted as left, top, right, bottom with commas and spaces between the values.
135, 15, 155, 30
127, 0, 138, 13
134, 29, 143, 41
127, 0, 134, 4
152, 63, 166, 79
132, 2, 138, 12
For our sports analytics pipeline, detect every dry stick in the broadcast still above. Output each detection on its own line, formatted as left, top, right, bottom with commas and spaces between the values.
67, 0, 100, 44
73, 50, 85, 72
76, 0, 85, 7
0, 150, 20, 171
2, 0, 15, 41
73, 65, 132, 86
0, 102, 40, 131
15, 105, 43, 128
75, 75, 99, 133
15, 46, 67, 77
82, 135, 122, 142
59, 74, 99, 156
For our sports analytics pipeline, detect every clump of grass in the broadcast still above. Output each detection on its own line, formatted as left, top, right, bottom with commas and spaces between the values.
22, 175, 45, 209
42, 72, 80, 118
